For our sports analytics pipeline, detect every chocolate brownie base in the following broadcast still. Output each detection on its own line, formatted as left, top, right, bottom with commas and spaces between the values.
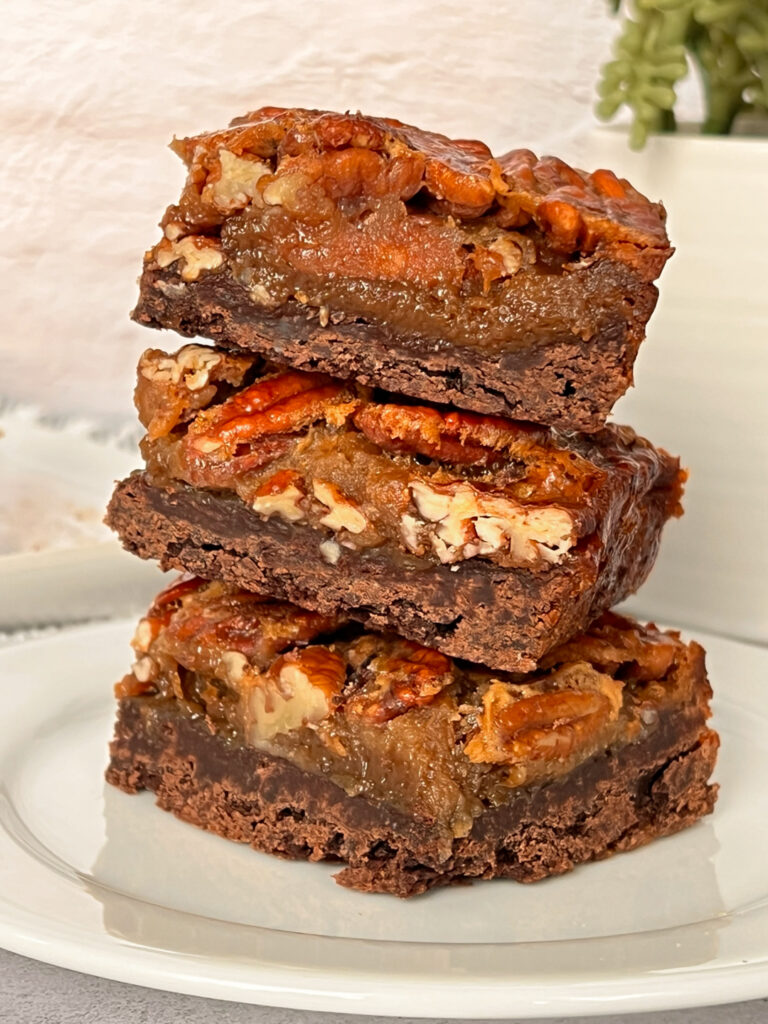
133, 265, 655, 433
107, 472, 672, 671
106, 696, 718, 897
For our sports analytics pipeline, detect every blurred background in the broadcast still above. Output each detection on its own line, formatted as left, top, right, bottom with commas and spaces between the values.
1, 0, 766, 640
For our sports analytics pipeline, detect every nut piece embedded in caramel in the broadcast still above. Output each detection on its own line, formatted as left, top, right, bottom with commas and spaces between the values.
251, 469, 307, 523
247, 646, 346, 742
136, 345, 256, 440
409, 479, 575, 565
139, 344, 223, 391
312, 480, 368, 535
465, 667, 623, 769
205, 150, 271, 213
153, 235, 224, 281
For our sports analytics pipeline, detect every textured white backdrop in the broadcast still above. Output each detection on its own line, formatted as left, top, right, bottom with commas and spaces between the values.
0, 0, 627, 424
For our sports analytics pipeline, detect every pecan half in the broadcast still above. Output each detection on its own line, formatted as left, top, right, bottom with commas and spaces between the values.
156, 581, 341, 675
271, 646, 347, 700
354, 401, 543, 467
542, 612, 679, 682
354, 400, 603, 504
345, 636, 454, 722
247, 645, 346, 742
182, 370, 352, 485
186, 369, 345, 455
465, 669, 622, 767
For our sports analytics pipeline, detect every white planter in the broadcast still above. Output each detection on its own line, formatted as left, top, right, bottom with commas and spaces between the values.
581, 128, 768, 643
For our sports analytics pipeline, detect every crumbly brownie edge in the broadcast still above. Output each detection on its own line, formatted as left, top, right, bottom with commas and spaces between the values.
132, 266, 657, 432
107, 472, 673, 672
106, 696, 718, 898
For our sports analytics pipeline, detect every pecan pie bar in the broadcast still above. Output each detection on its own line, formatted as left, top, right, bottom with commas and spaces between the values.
106, 343, 685, 671
132, 107, 671, 432
106, 577, 718, 897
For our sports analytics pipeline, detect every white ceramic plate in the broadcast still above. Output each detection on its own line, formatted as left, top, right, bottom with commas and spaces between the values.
0, 412, 165, 630
1, 620, 767, 1018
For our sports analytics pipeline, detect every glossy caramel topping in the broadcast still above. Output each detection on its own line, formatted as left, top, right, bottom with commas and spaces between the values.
167, 106, 670, 274
136, 344, 685, 572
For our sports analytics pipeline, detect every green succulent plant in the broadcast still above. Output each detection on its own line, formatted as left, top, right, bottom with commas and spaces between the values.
597, 0, 768, 148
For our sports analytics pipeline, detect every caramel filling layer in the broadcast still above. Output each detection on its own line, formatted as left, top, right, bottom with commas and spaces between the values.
135, 346, 682, 572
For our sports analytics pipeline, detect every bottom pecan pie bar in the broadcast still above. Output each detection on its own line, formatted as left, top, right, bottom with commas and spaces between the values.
106, 576, 718, 897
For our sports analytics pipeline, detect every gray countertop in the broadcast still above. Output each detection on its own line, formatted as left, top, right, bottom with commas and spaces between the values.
1, 950, 766, 1024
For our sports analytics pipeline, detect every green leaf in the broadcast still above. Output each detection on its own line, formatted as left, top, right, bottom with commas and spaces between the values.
629, 119, 650, 149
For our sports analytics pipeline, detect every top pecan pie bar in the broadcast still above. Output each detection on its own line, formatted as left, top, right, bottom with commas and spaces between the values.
132, 107, 672, 431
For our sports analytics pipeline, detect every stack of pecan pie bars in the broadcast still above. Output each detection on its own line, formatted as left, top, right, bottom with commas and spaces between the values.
105, 108, 718, 896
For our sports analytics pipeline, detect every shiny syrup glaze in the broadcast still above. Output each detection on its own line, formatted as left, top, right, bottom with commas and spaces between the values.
136, 344, 684, 572
150, 106, 670, 354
